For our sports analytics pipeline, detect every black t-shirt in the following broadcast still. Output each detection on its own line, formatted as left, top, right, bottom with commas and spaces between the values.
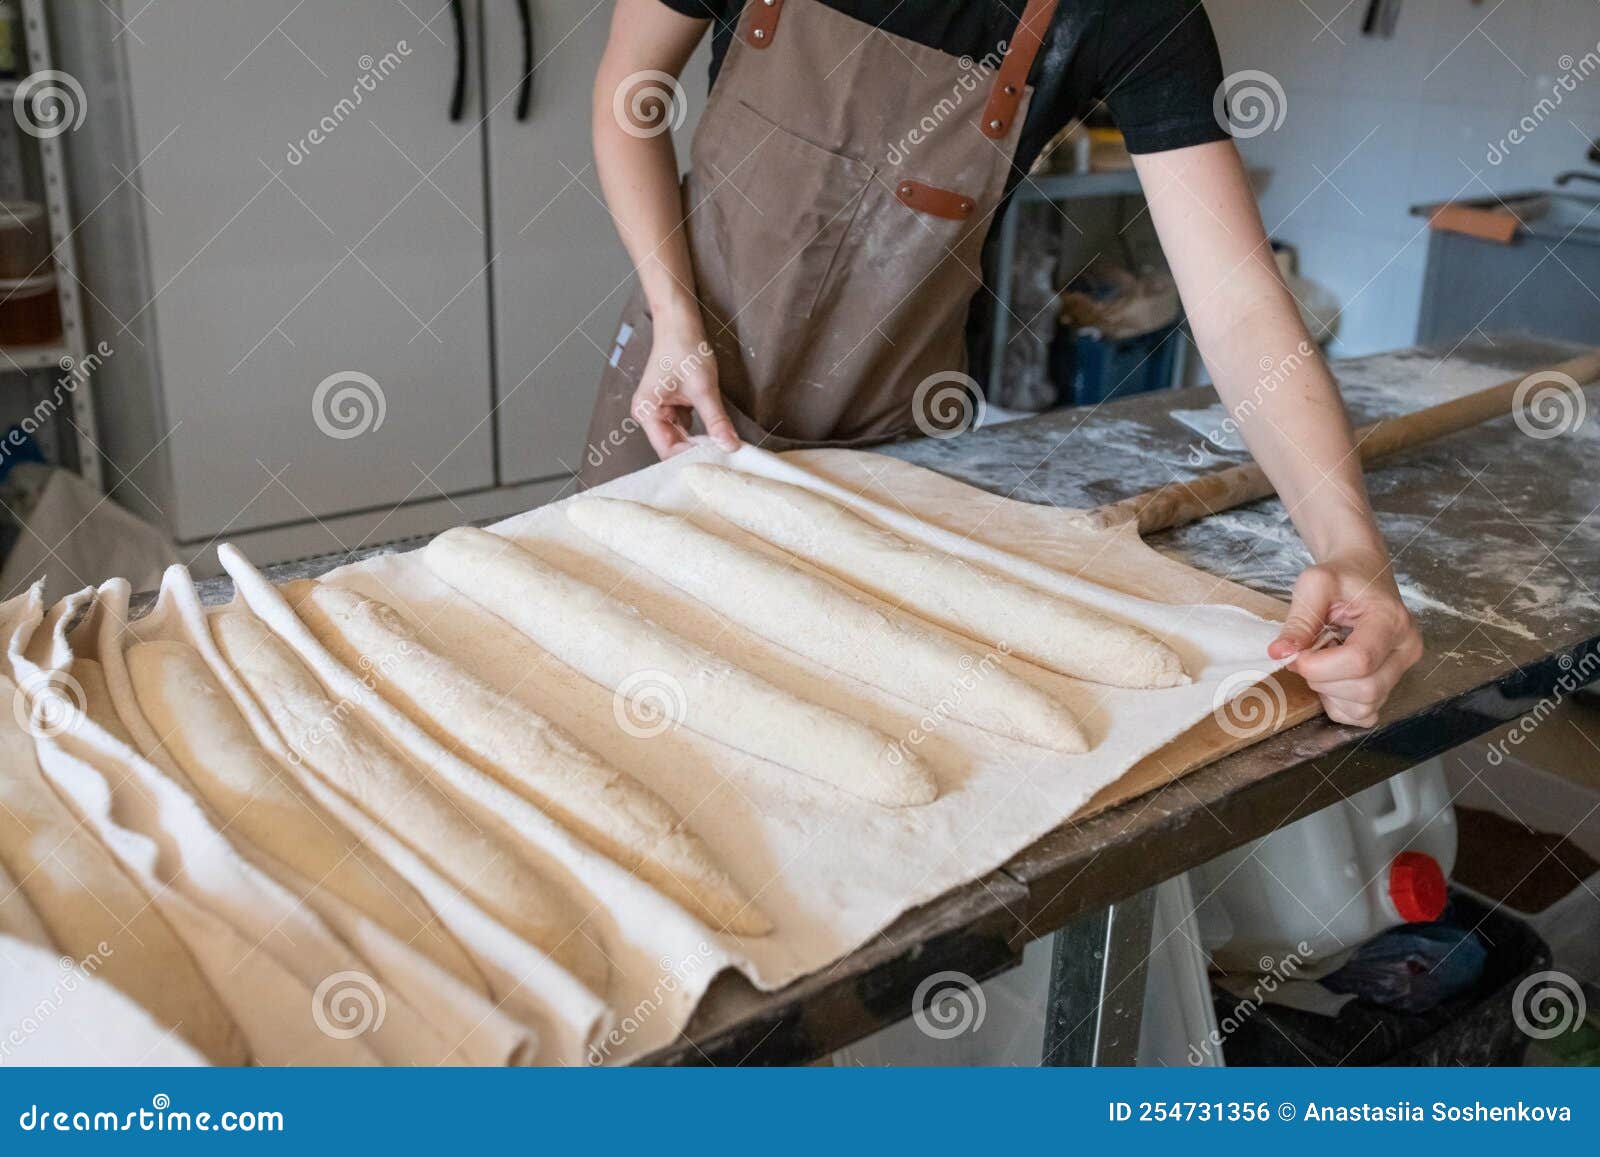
653, 0, 1230, 387
656, 0, 1230, 176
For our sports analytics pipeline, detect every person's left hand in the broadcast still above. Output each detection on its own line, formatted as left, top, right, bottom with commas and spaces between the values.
1267, 549, 1423, 727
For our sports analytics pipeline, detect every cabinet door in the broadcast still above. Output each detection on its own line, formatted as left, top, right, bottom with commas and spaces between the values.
123, 0, 495, 540
483, 0, 707, 484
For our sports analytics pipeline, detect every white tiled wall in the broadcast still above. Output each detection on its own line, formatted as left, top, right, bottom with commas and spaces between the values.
1205, 0, 1600, 355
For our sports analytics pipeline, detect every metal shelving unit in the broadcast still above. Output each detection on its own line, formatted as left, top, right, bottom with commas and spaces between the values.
985, 169, 1152, 394
0, 0, 101, 491
985, 166, 1264, 401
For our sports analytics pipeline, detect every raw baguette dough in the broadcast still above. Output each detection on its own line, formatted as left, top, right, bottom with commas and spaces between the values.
211, 609, 607, 992
423, 526, 936, 807
288, 581, 772, 936
569, 498, 1089, 753
126, 639, 486, 988
683, 465, 1188, 690
0, 671, 246, 1063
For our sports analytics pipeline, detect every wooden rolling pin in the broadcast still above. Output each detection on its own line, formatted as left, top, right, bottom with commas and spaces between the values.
1091, 351, 1600, 535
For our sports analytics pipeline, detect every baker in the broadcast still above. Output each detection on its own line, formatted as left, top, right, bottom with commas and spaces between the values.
582, 0, 1422, 727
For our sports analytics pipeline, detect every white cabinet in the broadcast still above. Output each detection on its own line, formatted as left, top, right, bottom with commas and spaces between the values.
109, 0, 498, 540
483, 1, 706, 483
71, 0, 703, 546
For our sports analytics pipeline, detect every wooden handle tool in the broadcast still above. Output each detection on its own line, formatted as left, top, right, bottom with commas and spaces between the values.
1091, 351, 1600, 535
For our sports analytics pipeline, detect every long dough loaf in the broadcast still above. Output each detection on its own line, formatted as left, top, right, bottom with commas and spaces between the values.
568, 498, 1089, 753
682, 465, 1187, 690
423, 526, 936, 807
0, 672, 247, 1063
127, 639, 486, 987
288, 581, 772, 936
210, 610, 607, 992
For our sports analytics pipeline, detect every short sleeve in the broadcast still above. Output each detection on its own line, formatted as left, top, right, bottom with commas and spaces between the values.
654, 0, 733, 20
1095, 0, 1230, 155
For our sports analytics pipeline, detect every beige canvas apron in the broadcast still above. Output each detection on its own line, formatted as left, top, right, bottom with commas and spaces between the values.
580, 0, 1059, 486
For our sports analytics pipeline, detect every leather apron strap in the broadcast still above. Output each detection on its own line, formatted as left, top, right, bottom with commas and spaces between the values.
981, 0, 1062, 139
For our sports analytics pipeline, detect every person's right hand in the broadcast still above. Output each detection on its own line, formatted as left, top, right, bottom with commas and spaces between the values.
633, 311, 740, 460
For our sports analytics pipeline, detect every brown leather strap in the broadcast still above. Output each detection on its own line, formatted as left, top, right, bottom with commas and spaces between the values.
981, 0, 1060, 139
895, 179, 976, 220
743, 0, 784, 48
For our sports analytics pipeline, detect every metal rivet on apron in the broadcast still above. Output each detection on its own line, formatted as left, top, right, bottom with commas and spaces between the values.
753, 27, 767, 38
988, 118, 1004, 132
1004, 84, 1018, 95
762, 0, 776, 5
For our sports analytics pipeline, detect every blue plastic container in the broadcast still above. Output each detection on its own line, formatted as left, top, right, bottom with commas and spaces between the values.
1055, 322, 1180, 406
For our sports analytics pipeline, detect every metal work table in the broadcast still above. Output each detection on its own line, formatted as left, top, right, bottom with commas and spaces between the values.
186, 335, 1600, 1065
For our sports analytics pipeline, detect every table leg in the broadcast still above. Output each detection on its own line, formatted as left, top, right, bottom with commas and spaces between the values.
1040, 888, 1158, 1066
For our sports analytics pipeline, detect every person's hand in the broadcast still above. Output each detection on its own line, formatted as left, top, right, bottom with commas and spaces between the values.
1268, 549, 1423, 728
632, 311, 739, 460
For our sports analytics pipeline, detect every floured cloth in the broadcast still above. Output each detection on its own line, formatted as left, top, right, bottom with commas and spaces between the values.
1, 445, 1291, 1064
202, 444, 1290, 1063
0, 935, 207, 1067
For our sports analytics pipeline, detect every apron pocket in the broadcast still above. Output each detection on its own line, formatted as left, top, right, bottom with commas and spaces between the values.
698, 100, 873, 319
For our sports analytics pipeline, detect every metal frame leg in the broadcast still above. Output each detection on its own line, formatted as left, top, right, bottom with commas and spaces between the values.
1040, 888, 1157, 1066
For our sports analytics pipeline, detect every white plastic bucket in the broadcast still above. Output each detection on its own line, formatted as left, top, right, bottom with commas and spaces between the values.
1193, 759, 1458, 973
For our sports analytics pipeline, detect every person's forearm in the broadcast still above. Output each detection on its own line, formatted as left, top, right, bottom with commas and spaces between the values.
1135, 141, 1420, 722
1132, 142, 1386, 565
1200, 298, 1388, 565
591, 17, 704, 327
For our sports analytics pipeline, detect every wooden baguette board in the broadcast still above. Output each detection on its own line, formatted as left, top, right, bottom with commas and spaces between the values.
784, 448, 1322, 820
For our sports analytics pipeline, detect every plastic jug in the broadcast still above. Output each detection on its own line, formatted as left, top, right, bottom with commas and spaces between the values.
1193, 759, 1457, 973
